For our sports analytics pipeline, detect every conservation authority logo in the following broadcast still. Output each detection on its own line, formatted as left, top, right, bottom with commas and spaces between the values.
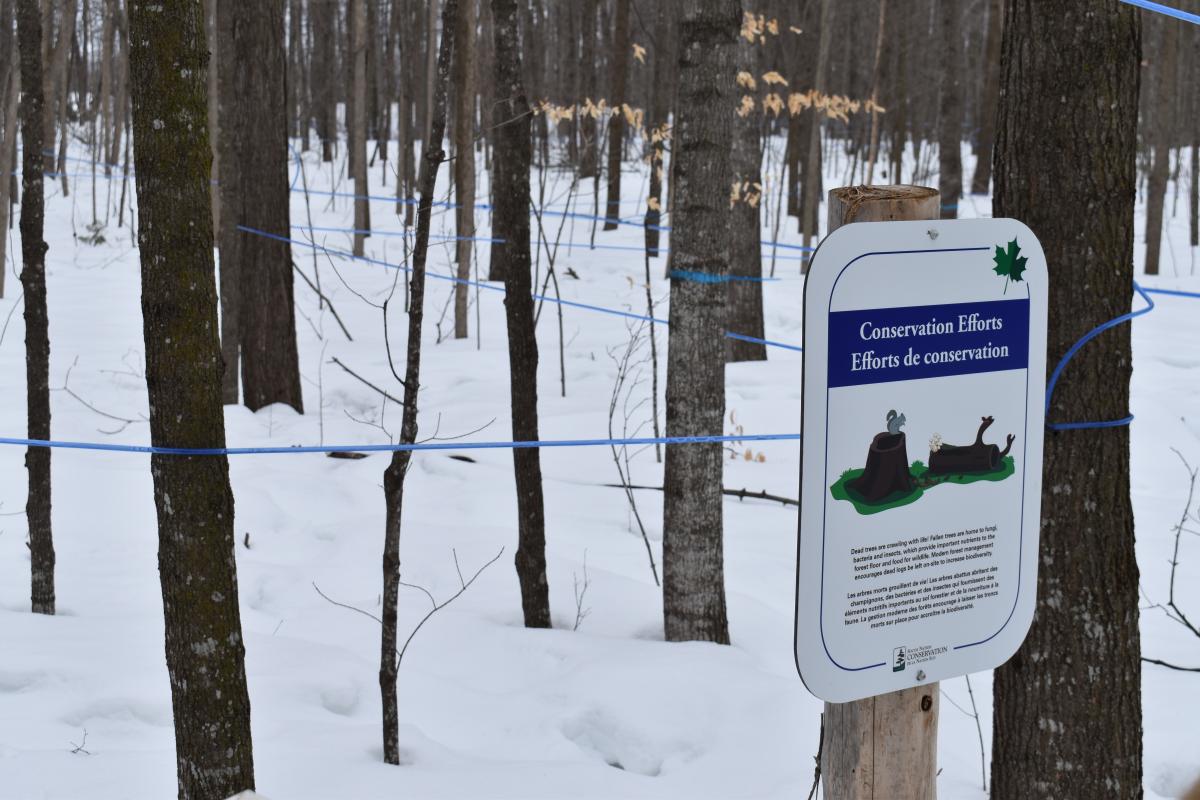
892, 646, 906, 672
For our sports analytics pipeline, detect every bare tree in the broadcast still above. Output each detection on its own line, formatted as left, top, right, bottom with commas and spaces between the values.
578, 0, 598, 180
17, 0, 54, 615
379, 0, 458, 765
991, 2, 1143, 797
128, 1, 256, 797
661, 0, 739, 645
311, 0, 336, 162
1143, 16, 1178, 276
351, 0, 370, 257
726, 20, 765, 363
491, 0, 551, 629
799, 0, 832, 255
217, 0, 304, 411
453, 0, 476, 339
0, 0, 19, 297
602, 0, 630, 230
937, 0, 963, 219
969, 0, 1002, 196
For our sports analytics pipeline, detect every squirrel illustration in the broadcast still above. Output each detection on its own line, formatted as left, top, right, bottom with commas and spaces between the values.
886, 409, 906, 435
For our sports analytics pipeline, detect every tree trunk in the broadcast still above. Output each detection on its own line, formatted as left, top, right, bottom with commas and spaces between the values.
991, 3, 1142, 798
127, 2, 256, 797
970, 0, 1001, 196
218, 0, 304, 412
204, 0, 219, 234
661, 0, 739, 645
800, 0, 833, 255
215, 0, 240, 403
379, 0, 458, 766
422, 0, 438, 161
863, 0, 888, 187
602, 0, 630, 230
578, 0, 598, 180
726, 29, 764, 363
821, 184, 941, 800
351, 0, 370, 256
643, 0, 674, 259
0, 0, 19, 299
287, 0, 302, 139
1143, 18, 1177, 276
17, 0, 54, 616
312, 0, 335, 162
453, 0, 475, 339
490, 0, 550, 629
937, 0, 963, 219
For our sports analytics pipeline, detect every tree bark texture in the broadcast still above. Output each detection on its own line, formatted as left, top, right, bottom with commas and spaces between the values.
379, 0, 458, 766
128, 1, 256, 797
491, 0, 551, 629
821, 184, 941, 800
1142, 17, 1177, 276
602, 0, 630, 231
726, 29, 764, 363
991, 3, 1142, 798
217, 0, 303, 412
937, 0, 963, 219
453, 0, 475, 339
17, 0, 54, 616
661, 0, 740, 645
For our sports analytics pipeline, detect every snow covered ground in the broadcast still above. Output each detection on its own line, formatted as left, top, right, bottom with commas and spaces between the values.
0, 140, 1197, 799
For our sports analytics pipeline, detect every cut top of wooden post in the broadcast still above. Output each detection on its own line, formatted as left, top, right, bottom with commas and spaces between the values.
828, 185, 940, 230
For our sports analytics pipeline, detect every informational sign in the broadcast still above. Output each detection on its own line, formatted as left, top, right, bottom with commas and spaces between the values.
795, 219, 1048, 703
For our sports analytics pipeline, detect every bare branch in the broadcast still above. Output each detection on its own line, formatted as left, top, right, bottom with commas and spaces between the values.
329, 356, 405, 404
312, 581, 385, 625
292, 260, 353, 341
396, 547, 505, 668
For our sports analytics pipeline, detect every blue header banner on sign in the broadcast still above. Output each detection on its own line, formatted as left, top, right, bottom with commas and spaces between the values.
828, 298, 1030, 388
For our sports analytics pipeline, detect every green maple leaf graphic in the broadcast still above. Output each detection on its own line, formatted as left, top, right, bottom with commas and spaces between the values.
992, 238, 1028, 294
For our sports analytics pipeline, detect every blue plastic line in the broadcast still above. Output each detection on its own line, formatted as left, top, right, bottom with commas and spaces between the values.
723, 331, 804, 352
1044, 281, 1154, 431
240, 225, 805, 350
670, 269, 780, 284
0, 432, 802, 457
294, 224, 810, 261
1119, 0, 1200, 24
293, 225, 504, 244
1141, 286, 1200, 300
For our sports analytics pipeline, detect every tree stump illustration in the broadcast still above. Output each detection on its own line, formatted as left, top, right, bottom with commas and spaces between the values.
928, 416, 1014, 475
847, 431, 913, 502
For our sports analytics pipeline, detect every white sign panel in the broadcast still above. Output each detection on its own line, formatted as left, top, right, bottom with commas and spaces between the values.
795, 219, 1048, 703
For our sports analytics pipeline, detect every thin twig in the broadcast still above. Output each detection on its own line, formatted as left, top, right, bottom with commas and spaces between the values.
605, 482, 798, 507
395, 547, 505, 668
1142, 656, 1200, 672
329, 356, 404, 403
292, 260, 353, 341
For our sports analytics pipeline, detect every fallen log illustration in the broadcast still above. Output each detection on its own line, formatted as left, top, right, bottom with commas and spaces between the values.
928, 416, 1014, 475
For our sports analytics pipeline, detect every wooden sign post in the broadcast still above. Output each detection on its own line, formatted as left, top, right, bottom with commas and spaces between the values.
822, 186, 941, 800
795, 186, 1049, 799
